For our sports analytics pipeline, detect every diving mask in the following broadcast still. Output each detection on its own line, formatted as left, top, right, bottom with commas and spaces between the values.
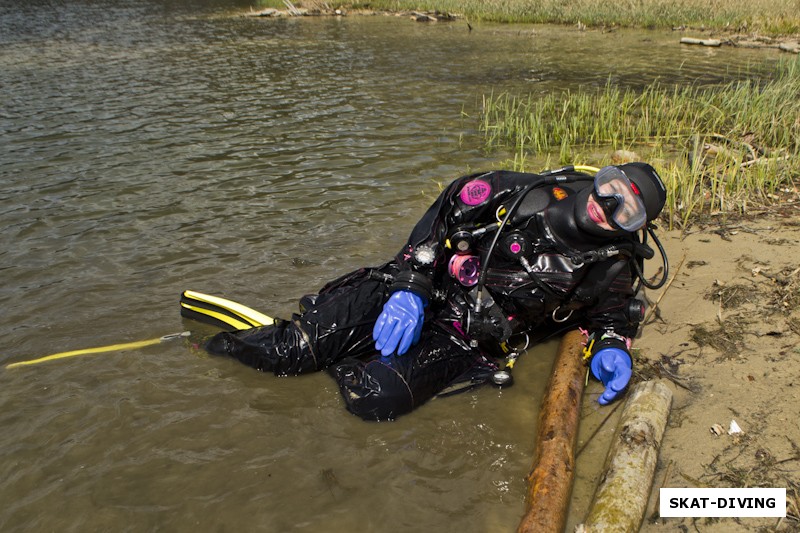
593, 166, 648, 232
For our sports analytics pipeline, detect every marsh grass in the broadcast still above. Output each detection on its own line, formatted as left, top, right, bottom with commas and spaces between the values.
271, 0, 800, 35
479, 56, 800, 228
258, 1, 799, 226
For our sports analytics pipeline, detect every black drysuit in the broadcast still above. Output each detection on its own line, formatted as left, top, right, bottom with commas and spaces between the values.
205, 169, 641, 421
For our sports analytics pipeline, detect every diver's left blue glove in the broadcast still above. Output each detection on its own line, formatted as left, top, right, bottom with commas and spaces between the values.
590, 347, 632, 405
373, 290, 425, 357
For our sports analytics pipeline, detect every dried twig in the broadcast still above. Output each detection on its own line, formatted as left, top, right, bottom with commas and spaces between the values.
576, 400, 624, 459
645, 252, 687, 324
648, 459, 674, 521
283, 0, 302, 16
740, 154, 790, 168
656, 360, 695, 391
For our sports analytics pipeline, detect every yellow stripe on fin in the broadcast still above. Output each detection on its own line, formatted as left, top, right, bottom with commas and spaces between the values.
183, 290, 273, 327
180, 302, 255, 331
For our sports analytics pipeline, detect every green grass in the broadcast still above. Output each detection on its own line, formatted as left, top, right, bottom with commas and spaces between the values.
478, 56, 800, 228
257, 1, 800, 227
266, 0, 800, 35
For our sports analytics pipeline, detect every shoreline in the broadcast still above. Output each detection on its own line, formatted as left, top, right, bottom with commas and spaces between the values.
244, 6, 800, 47
244, 7, 800, 54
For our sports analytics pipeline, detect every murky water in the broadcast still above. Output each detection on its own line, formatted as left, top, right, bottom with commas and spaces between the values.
0, 1, 781, 531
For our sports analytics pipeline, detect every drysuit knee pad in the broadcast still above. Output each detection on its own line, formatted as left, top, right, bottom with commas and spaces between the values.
329, 358, 414, 421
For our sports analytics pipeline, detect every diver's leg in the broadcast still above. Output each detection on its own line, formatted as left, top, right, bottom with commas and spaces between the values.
205, 276, 389, 375
205, 319, 316, 375
329, 322, 495, 421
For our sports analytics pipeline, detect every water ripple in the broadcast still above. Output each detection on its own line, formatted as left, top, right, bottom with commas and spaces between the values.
0, 2, 781, 531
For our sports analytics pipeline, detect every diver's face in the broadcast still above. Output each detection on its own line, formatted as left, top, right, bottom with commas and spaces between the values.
585, 193, 614, 231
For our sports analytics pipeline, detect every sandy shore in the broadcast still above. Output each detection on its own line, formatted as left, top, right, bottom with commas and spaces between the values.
627, 208, 800, 531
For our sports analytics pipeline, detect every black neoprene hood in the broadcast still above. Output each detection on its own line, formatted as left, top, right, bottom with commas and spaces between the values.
617, 162, 667, 222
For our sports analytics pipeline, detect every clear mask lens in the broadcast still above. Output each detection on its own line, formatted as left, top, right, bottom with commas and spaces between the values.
593, 166, 647, 231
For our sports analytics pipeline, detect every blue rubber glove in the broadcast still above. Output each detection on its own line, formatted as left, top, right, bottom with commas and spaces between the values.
373, 290, 425, 357
590, 347, 632, 405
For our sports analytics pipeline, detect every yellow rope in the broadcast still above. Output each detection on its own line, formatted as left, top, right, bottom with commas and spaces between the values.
5, 332, 189, 369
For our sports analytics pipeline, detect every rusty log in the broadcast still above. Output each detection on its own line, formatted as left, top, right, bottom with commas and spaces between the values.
517, 329, 586, 533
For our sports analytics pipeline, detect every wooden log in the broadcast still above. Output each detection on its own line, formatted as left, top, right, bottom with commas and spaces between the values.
578, 380, 673, 533
517, 329, 586, 533
779, 42, 800, 54
680, 37, 722, 47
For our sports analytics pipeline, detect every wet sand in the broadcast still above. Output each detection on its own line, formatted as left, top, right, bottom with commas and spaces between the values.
630, 208, 800, 531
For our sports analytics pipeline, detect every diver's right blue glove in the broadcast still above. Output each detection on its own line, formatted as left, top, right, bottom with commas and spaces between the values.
373, 290, 425, 357
590, 347, 632, 405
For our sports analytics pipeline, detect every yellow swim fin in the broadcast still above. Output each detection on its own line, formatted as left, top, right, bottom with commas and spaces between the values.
180, 290, 273, 331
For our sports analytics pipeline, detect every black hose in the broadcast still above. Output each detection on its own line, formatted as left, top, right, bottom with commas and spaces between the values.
633, 223, 669, 290
473, 167, 594, 312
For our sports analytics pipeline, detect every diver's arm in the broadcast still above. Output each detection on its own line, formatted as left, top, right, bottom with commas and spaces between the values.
583, 327, 633, 405
582, 266, 640, 405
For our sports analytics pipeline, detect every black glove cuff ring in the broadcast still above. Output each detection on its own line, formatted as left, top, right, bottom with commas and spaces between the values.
389, 270, 433, 301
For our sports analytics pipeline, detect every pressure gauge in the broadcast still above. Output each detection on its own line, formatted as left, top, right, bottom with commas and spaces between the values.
412, 244, 436, 266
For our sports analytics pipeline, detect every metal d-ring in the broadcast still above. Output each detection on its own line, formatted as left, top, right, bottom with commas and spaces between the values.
552, 306, 574, 323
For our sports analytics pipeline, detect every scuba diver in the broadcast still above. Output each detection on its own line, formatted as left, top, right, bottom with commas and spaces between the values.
199, 162, 668, 421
